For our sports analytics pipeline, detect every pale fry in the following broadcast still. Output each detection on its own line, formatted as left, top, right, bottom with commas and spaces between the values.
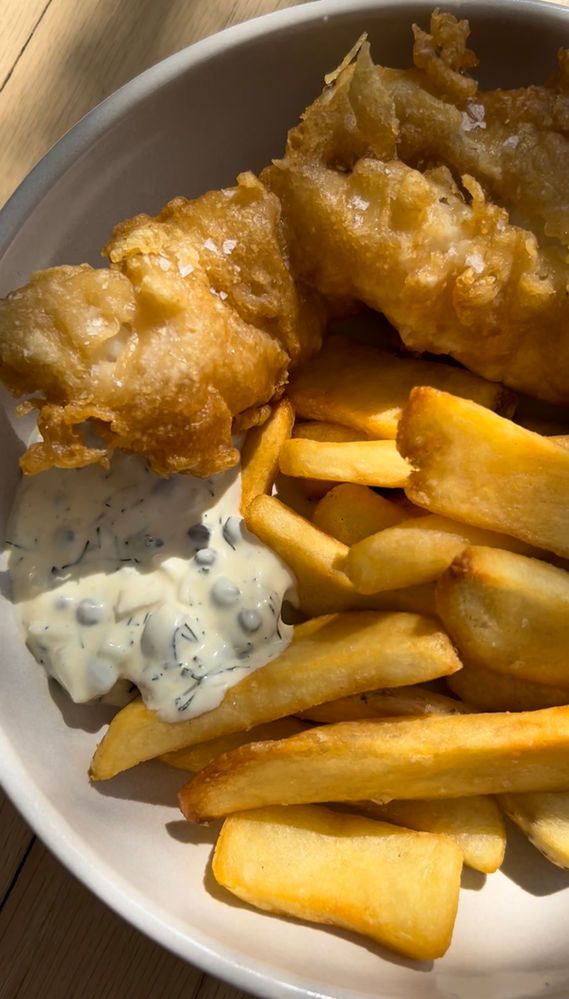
437, 546, 569, 689
397, 388, 569, 558
212, 805, 462, 960
240, 399, 295, 513
288, 335, 512, 439
498, 792, 569, 869
280, 438, 410, 487
313, 483, 405, 545
357, 796, 506, 874
162, 718, 309, 772
91, 610, 460, 779
298, 685, 472, 722
244, 494, 436, 617
292, 421, 365, 442
448, 662, 569, 713
346, 514, 539, 594
179, 707, 569, 821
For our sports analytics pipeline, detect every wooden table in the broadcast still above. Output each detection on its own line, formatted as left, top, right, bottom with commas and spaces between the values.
0, 3, 303, 996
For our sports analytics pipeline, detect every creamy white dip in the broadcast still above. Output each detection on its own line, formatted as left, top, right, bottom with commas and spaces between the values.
7, 455, 295, 721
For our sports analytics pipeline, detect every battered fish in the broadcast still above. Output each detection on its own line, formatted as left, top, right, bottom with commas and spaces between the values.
263, 14, 569, 405
0, 173, 324, 476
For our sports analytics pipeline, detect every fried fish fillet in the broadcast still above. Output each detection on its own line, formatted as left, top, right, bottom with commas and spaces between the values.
263, 15, 569, 406
0, 173, 324, 476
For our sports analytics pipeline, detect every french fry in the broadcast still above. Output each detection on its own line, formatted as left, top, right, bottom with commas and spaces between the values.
346, 515, 539, 594
91, 610, 460, 779
356, 797, 506, 874
298, 685, 472, 722
437, 546, 569, 689
292, 421, 365, 442
280, 438, 410, 488
179, 707, 569, 821
212, 805, 462, 960
551, 435, 569, 451
161, 718, 309, 772
498, 792, 569, 869
397, 388, 569, 558
240, 399, 295, 513
273, 473, 316, 520
448, 662, 569, 713
313, 483, 405, 545
244, 494, 436, 617
289, 335, 512, 439
290, 423, 366, 500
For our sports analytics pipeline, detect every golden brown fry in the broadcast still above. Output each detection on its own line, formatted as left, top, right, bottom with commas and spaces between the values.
313, 483, 405, 545
279, 438, 409, 487
298, 685, 471, 723
290, 421, 365, 498
91, 610, 460, 779
161, 717, 308, 772
179, 707, 569, 821
551, 435, 569, 451
288, 335, 512, 438
346, 514, 539, 594
437, 546, 569, 689
244, 494, 435, 617
212, 805, 462, 960
357, 796, 506, 874
0, 175, 324, 476
240, 399, 295, 513
273, 473, 317, 520
498, 792, 569, 869
447, 662, 569, 713
292, 420, 365, 442
398, 388, 569, 557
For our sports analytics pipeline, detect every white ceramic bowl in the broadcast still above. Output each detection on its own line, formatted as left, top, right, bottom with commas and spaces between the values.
2, 2, 569, 996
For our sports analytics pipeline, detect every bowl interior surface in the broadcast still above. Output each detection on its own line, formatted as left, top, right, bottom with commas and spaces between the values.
2, 2, 569, 997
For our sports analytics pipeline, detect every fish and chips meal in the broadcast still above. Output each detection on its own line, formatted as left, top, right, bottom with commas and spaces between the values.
4, 9, 569, 964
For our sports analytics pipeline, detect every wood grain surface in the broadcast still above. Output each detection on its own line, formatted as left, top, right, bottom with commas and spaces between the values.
0, 4, 304, 995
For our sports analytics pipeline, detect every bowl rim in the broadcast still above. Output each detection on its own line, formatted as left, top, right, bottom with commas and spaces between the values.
2, 0, 569, 996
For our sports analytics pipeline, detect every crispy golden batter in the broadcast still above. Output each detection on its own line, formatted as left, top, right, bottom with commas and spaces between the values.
263, 15, 569, 405
0, 173, 324, 475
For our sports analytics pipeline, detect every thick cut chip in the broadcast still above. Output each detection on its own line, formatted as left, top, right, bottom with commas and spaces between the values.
288, 335, 512, 438
244, 494, 435, 616
90, 610, 460, 779
179, 707, 569, 821
240, 399, 295, 513
292, 420, 366, 442
398, 388, 569, 558
346, 514, 539, 594
448, 662, 569, 712
290, 422, 366, 498
162, 718, 308, 772
273, 473, 316, 520
357, 796, 506, 873
212, 805, 462, 960
313, 483, 405, 545
498, 792, 569, 869
551, 435, 569, 451
280, 438, 409, 487
437, 546, 569, 689
298, 685, 472, 722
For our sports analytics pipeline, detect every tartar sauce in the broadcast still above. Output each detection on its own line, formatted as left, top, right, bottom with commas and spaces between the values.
7, 455, 295, 721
